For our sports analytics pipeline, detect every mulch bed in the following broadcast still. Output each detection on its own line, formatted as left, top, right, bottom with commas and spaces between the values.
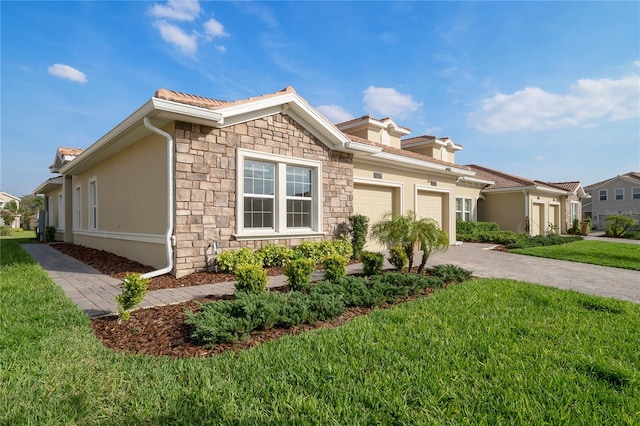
52, 242, 437, 358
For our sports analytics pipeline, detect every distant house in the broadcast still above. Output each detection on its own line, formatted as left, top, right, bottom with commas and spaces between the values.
33, 87, 586, 278
467, 165, 587, 235
0, 191, 21, 228
583, 172, 640, 230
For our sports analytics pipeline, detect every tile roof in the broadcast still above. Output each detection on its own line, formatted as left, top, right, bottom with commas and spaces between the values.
348, 135, 470, 170
545, 181, 582, 192
467, 164, 568, 192
584, 172, 640, 189
336, 115, 411, 133
58, 147, 84, 156
401, 135, 464, 149
154, 86, 297, 111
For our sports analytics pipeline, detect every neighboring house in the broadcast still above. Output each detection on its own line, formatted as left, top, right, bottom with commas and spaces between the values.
33, 148, 83, 240
467, 165, 587, 235
582, 172, 640, 230
0, 191, 21, 228
32, 87, 583, 278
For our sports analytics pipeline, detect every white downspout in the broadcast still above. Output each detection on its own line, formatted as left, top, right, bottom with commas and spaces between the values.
523, 190, 529, 233
141, 117, 174, 279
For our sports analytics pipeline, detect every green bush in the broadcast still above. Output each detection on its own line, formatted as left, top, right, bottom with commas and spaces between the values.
506, 234, 583, 249
235, 264, 268, 294
216, 247, 262, 273
284, 258, 315, 290
0, 226, 11, 236
45, 226, 56, 242
388, 246, 408, 271
568, 218, 581, 235
361, 251, 384, 276
456, 220, 499, 237
370, 272, 445, 292
257, 244, 294, 268
430, 264, 472, 283
348, 214, 369, 260
293, 236, 353, 264
323, 254, 347, 281
605, 215, 638, 237
115, 273, 150, 322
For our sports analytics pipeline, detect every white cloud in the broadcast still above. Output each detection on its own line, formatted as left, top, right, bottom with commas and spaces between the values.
148, 0, 201, 21
153, 21, 197, 54
534, 155, 545, 161
203, 18, 228, 39
47, 64, 87, 84
316, 105, 355, 124
468, 74, 640, 133
362, 86, 422, 118
215, 45, 226, 54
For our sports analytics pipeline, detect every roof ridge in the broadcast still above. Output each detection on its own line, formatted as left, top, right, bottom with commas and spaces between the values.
154, 86, 298, 110
467, 164, 534, 186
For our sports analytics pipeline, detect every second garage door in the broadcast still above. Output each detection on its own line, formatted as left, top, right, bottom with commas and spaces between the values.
353, 183, 396, 251
416, 190, 445, 228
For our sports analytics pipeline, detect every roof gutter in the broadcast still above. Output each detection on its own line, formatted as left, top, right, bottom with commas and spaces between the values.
140, 117, 175, 279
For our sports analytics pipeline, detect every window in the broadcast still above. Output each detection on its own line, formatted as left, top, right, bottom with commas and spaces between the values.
88, 178, 97, 230
599, 190, 607, 201
633, 187, 640, 200
571, 202, 580, 221
238, 149, 322, 236
243, 160, 275, 229
456, 197, 472, 221
615, 188, 624, 200
74, 185, 82, 229
57, 193, 65, 230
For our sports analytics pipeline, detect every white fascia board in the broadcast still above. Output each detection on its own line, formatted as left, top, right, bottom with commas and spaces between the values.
533, 185, 570, 196
344, 141, 382, 154
33, 176, 63, 195
152, 98, 224, 124
372, 151, 475, 176
457, 176, 495, 186
481, 186, 538, 194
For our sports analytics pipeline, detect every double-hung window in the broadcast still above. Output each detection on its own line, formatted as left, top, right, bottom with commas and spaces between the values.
74, 185, 82, 229
633, 187, 640, 200
615, 188, 624, 200
237, 149, 322, 238
456, 197, 472, 221
599, 190, 607, 201
88, 178, 98, 230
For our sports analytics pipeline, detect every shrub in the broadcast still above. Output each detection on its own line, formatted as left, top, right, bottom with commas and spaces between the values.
507, 234, 583, 249
284, 258, 315, 290
430, 264, 472, 283
348, 214, 369, 260
293, 241, 324, 264
388, 246, 408, 271
568, 218, 581, 235
235, 264, 268, 294
605, 215, 638, 237
257, 244, 294, 268
370, 272, 445, 292
115, 273, 150, 322
329, 235, 354, 261
323, 254, 347, 281
361, 251, 384, 276
216, 247, 262, 273
0, 226, 11, 236
45, 226, 56, 242
293, 236, 353, 264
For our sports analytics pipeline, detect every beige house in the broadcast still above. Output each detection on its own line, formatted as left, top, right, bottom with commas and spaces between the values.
34, 86, 584, 278
583, 172, 640, 230
468, 165, 587, 235
0, 191, 21, 228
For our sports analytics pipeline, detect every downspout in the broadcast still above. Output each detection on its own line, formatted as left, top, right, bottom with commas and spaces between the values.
141, 117, 175, 279
523, 190, 530, 234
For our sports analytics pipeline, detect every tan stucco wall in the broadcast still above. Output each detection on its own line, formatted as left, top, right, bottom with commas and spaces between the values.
585, 178, 640, 230
70, 128, 170, 269
478, 192, 527, 232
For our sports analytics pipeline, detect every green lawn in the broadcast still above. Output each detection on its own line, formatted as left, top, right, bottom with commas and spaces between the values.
2, 237, 639, 424
511, 240, 640, 270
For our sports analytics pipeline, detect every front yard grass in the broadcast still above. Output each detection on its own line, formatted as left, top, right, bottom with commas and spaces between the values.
511, 240, 640, 270
2, 237, 639, 424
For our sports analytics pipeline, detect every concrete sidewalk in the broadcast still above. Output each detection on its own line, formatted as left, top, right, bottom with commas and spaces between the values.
22, 241, 639, 318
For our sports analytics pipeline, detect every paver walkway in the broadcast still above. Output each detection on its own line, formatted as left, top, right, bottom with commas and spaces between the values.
22, 240, 639, 318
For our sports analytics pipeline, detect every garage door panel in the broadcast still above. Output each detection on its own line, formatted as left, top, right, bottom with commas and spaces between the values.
354, 184, 395, 251
417, 191, 444, 228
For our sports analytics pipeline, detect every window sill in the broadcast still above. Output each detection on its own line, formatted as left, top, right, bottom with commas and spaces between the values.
233, 230, 326, 241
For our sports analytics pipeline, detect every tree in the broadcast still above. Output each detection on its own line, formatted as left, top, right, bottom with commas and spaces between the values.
1, 200, 19, 228
19, 195, 43, 230
370, 210, 449, 273
605, 215, 638, 237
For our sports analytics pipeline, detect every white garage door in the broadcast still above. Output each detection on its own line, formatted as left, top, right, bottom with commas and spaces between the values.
531, 203, 544, 236
416, 191, 444, 228
353, 184, 395, 251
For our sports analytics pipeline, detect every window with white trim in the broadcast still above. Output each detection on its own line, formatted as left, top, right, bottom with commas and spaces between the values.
599, 190, 607, 201
57, 193, 65, 230
238, 149, 322, 236
456, 197, 472, 222
570, 201, 580, 221
74, 185, 82, 229
633, 187, 640, 200
88, 178, 98, 230
615, 188, 624, 200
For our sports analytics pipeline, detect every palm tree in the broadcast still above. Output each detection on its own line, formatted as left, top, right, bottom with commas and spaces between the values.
371, 211, 449, 273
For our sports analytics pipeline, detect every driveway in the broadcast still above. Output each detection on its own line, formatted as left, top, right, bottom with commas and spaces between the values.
421, 242, 640, 303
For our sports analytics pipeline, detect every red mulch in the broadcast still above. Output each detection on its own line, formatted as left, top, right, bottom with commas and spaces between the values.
52, 242, 437, 359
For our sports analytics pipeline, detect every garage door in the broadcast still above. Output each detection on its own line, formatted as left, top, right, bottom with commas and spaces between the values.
549, 205, 559, 234
353, 184, 395, 251
416, 191, 444, 228
531, 203, 544, 236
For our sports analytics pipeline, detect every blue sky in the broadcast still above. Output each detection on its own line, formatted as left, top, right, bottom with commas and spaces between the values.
2, 1, 639, 197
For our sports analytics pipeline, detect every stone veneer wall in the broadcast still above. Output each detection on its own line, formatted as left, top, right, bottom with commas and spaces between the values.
562, 193, 581, 233
172, 113, 354, 278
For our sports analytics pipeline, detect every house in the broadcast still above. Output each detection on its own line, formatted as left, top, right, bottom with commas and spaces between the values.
582, 172, 640, 230
0, 191, 21, 228
33, 86, 583, 278
466, 165, 587, 235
